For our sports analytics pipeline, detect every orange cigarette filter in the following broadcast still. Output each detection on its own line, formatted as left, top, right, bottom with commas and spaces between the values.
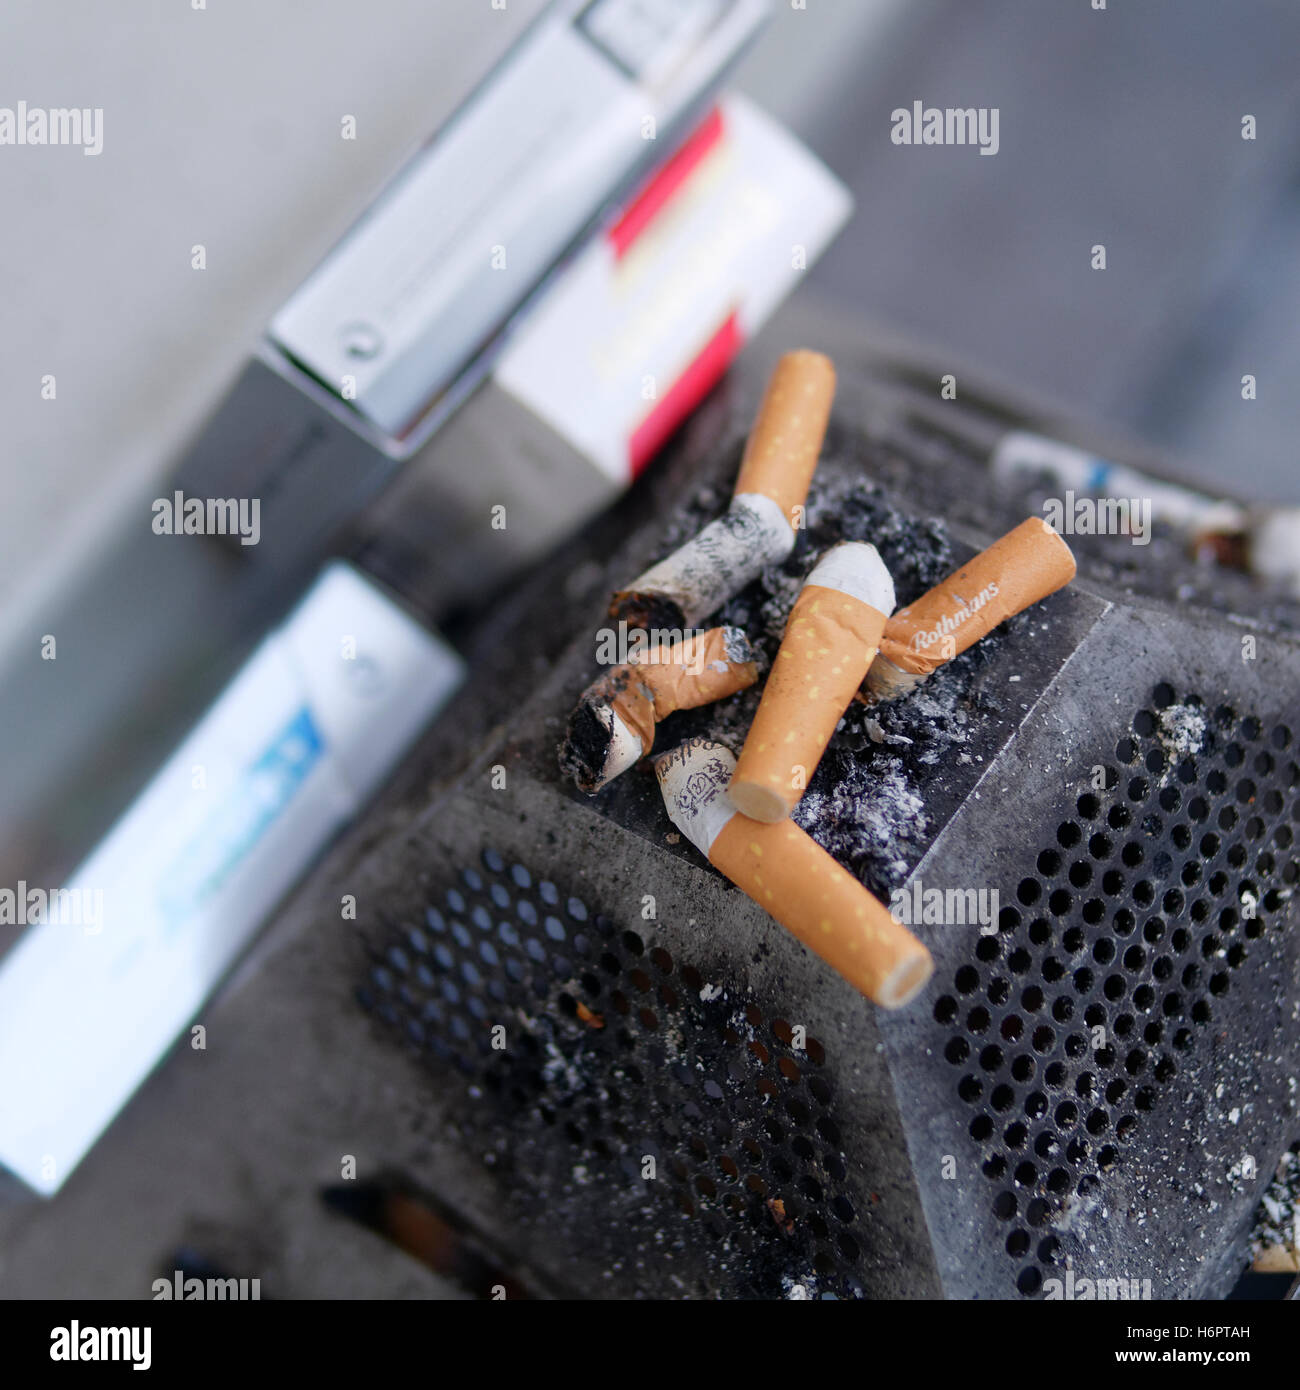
864, 517, 1077, 701
560, 627, 757, 793
731, 543, 895, 822
1253, 1244, 1300, 1274
656, 739, 933, 1009
731, 349, 836, 530
609, 350, 836, 631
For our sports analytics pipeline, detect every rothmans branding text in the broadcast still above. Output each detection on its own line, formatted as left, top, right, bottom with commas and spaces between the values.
907, 583, 999, 654
891, 101, 999, 156
890, 878, 999, 931
1, 102, 103, 156
152, 490, 261, 546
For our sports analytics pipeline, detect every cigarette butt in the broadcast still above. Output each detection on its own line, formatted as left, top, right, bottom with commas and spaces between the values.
733, 350, 836, 530
322, 1180, 531, 1299
1245, 507, 1300, 596
655, 739, 933, 1009
560, 627, 757, 793
863, 517, 1076, 701
609, 494, 793, 630
1252, 1244, 1300, 1274
731, 543, 895, 822
767, 1197, 794, 1235
609, 351, 835, 629
991, 430, 1247, 534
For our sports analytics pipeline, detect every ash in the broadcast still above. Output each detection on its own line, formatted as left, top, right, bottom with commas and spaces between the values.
1250, 1142, 1300, 1267
793, 740, 928, 887
1158, 703, 1207, 757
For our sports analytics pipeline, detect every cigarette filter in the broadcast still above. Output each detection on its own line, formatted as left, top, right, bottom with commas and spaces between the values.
731, 350, 836, 530
864, 517, 1076, 702
561, 627, 757, 793
610, 351, 836, 629
730, 543, 895, 822
1252, 1244, 1300, 1274
655, 739, 933, 1009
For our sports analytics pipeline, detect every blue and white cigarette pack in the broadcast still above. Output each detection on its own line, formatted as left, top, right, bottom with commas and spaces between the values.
0, 563, 463, 1195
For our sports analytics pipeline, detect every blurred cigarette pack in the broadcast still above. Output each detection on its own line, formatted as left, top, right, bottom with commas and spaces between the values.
363, 94, 851, 607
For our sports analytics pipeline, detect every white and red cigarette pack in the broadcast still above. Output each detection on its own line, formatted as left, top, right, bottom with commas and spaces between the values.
363, 95, 851, 606
497, 94, 851, 481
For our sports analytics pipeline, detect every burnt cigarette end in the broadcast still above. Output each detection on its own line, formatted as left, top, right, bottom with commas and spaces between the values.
720, 625, 754, 665
858, 656, 926, 706
561, 630, 757, 794
558, 698, 618, 794
607, 590, 687, 631
609, 493, 793, 630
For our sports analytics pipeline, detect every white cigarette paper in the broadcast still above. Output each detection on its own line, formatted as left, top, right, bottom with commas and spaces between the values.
611, 493, 794, 629
1246, 508, 1300, 597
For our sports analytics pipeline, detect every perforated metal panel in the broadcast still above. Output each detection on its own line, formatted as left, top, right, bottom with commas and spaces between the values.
931, 684, 1298, 1296
359, 850, 876, 1299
